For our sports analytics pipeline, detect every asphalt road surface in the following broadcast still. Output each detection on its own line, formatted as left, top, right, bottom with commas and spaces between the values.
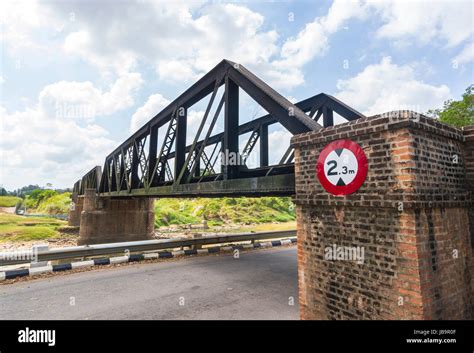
0, 247, 299, 320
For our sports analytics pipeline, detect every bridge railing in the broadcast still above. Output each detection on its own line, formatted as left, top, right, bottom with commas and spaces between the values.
79, 166, 102, 195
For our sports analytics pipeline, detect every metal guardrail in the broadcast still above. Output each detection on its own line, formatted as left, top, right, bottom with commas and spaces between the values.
0, 230, 296, 266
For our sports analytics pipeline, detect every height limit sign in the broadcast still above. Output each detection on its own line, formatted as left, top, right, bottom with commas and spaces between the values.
316, 139, 368, 196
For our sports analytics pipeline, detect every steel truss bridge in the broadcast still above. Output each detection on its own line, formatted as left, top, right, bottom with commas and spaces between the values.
73, 60, 364, 198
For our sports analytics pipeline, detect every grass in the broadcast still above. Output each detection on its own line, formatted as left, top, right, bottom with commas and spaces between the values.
0, 196, 21, 207
0, 213, 66, 243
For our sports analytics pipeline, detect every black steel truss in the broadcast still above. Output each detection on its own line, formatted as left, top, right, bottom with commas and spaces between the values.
75, 60, 365, 198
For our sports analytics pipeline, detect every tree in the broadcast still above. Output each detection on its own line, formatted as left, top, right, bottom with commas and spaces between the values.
15, 184, 41, 197
427, 85, 474, 128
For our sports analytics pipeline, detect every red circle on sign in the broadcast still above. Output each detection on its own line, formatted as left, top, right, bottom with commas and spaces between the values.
316, 139, 368, 196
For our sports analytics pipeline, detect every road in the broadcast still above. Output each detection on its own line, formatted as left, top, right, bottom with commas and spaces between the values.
0, 247, 299, 320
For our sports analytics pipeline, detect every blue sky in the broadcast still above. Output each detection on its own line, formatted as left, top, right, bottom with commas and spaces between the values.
1, 0, 473, 190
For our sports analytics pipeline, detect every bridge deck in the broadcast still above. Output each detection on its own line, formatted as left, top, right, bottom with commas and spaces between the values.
99, 171, 295, 198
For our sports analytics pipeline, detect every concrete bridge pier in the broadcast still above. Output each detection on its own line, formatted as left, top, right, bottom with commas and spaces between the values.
78, 189, 155, 245
67, 195, 83, 227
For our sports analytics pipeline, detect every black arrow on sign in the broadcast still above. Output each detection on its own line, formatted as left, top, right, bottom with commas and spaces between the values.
336, 178, 346, 186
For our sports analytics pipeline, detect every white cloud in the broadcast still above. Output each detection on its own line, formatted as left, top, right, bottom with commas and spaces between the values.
268, 129, 292, 165
335, 56, 451, 115
0, 1, 63, 55
274, 0, 368, 85
63, 30, 138, 76
278, 21, 329, 69
370, 0, 473, 48
0, 72, 145, 189
321, 0, 369, 33
58, 2, 285, 86
130, 94, 170, 133
0, 105, 116, 190
7, 1, 363, 91
186, 110, 210, 145
156, 60, 200, 83
38, 73, 143, 122
453, 43, 474, 65
2, 0, 471, 92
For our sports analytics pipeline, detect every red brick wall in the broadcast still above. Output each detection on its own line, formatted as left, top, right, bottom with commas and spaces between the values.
292, 111, 473, 320
464, 126, 474, 192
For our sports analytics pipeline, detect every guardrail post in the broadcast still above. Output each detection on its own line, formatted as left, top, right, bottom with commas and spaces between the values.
31, 244, 49, 268
192, 233, 202, 250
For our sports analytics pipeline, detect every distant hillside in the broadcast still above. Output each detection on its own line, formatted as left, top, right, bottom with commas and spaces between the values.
0, 190, 72, 215
0, 196, 22, 207
36, 193, 72, 214
2, 193, 296, 228
154, 197, 295, 227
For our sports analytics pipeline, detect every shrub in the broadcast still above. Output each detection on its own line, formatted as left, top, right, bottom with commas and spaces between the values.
0, 196, 22, 207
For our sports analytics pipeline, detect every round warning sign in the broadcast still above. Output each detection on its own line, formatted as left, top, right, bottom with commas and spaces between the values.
316, 139, 368, 195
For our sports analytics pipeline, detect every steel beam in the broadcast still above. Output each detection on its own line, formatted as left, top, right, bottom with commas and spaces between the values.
322, 106, 334, 127
260, 124, 268, 167
174, 106, 187, 179
100, 173, 295, 198
223, 76, 239, 180
148, 125, 158, 188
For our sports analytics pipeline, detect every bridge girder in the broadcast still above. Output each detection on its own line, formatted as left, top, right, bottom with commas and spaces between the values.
73, 60, 365, 199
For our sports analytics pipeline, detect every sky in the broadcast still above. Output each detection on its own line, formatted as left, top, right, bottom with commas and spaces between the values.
0, 0, 473, 190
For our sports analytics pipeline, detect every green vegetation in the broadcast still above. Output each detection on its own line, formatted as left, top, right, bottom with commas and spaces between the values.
24, 189, 59, 209
0, 214, 65, 242
0, 196, 22, 207
428, 85, 474, 128
36, 193, 71, 214
154, 197, 295, 227
18, 189, 71, 214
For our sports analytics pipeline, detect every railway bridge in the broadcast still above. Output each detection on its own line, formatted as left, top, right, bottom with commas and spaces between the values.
68, 59, 474, 320
68, 59, 364, 242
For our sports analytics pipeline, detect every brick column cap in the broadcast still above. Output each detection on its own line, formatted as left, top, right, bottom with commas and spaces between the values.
291, 110, 464, 147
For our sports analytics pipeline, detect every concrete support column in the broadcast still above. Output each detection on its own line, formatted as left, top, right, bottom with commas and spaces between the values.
68, 196, 84, 227
78, 189, 154, 245
292, 112, 473, 320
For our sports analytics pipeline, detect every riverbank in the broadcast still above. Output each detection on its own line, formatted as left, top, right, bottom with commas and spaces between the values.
0, 213, 295, 251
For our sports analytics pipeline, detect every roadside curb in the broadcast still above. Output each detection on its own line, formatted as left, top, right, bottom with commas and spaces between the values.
0, 237, 296, 281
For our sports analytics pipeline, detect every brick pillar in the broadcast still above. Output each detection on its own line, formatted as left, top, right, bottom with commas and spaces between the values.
464, 126, 474, 191
68, 196, 83, 227
78, 189, 155, 245
292, 112, 474, 320
463, 125, 474, 309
